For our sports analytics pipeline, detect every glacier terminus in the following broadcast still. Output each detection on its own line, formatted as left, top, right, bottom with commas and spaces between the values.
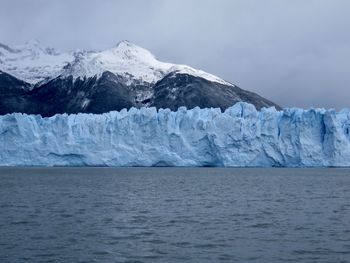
1, 102, 349, 167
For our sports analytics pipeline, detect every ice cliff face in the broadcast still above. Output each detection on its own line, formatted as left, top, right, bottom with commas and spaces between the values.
0, 102, 349, 167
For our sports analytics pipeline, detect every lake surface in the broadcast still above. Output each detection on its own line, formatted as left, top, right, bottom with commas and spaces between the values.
0, 168, 350, 263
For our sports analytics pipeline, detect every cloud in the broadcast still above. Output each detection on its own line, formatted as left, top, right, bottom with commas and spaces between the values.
1, 0, 349, 109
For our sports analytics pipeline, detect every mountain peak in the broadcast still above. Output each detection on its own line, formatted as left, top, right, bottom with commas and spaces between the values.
111, 40, 157, 61
116, 40, 134, 47
24, 39, 41, 47
61, 40, 171, 84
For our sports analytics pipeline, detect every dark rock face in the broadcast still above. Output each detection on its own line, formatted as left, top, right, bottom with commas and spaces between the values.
27, 72, 133, 116
0, 71, 32, 115
150, 72, 280, 111
0, 70, 280, 117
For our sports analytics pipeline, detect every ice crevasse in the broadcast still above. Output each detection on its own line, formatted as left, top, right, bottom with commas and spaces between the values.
0, 102, 349, 167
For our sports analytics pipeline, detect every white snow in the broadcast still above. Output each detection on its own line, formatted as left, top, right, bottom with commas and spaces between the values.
81, 99, 90, 109
0, 40, 73, 84
60, 41, 174, 84
0, 102, 349, 167
0, 40, 232, 86
167, 65, 232, 85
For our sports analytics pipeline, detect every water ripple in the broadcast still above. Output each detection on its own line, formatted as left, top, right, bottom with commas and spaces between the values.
0, 167, 350, 263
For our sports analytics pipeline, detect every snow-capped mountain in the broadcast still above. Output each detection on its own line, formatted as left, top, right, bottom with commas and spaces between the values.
0, 40, 280, 116
0, 40, 231, 85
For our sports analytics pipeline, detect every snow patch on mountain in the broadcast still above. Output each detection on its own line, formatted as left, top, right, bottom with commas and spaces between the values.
167, 65, 232, 86
0, 102, 349, 167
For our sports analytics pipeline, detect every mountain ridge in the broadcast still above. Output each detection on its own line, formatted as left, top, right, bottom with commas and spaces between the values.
0, 40, 232, 85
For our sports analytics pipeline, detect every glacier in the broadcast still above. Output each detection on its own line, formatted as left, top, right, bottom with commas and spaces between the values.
0, 102, 349, 167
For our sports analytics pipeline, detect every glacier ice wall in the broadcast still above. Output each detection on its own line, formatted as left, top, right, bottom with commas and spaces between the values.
0, 102, 349, 167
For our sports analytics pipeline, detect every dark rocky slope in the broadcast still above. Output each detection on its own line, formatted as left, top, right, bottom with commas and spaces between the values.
0, 70, 280, 116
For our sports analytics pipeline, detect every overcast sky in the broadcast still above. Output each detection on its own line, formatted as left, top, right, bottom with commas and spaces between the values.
1, 0, 349, 109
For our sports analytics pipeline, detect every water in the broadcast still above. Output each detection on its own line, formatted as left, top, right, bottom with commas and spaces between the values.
0, 168, 350, 263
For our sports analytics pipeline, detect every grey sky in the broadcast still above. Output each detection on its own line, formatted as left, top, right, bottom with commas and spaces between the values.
1, 0, 349, 109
